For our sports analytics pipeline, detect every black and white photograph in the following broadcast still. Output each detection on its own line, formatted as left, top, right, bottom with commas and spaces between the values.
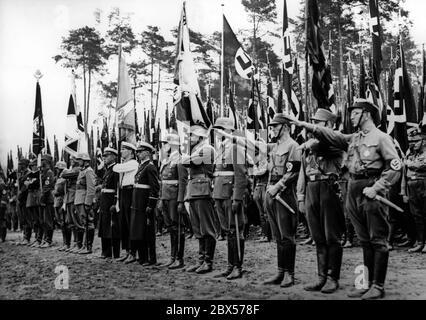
1, 0, 426, 305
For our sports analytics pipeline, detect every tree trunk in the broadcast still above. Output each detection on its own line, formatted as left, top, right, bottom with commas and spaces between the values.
338, 16, 344, 110
87, 70, 91, 141
154, 64, 161, 121
252, 14, 257, 69
151, 56, 154, 110
83, 64, 87, 134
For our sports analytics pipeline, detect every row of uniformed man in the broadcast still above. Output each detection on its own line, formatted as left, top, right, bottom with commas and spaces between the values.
1, 98, 425, 299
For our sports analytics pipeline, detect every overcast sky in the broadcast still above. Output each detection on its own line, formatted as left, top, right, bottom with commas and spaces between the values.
1, 0, 425, 169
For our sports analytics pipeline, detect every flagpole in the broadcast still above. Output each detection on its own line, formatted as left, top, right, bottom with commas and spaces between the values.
220, 2, 225, 117
304, 0, 309, 121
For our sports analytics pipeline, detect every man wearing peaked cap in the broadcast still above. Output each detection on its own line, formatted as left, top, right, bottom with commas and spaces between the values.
310, 108, 337, 123
287, 99, 402, 299
98, 146, 120, 259
263, 113, 301, 288
26, 158, 41, 248
73, 151, 97, 255
129, 140, 160, 266
15, 158, 31, 245
158, 132, 188, 269
121, 141, 137, 151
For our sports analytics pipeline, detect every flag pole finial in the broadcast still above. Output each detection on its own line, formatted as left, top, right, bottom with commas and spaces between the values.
34, 70, 43, 82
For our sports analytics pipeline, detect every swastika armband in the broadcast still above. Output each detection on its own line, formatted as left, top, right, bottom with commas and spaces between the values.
286, 161, 301, 173
388, 159, 402, 171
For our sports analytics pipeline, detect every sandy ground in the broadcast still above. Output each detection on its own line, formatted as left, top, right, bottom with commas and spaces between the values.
1, 229, 426, 300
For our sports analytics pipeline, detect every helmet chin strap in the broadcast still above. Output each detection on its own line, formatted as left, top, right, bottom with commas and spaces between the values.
271, 125, 285, 143
355, 109, 365, 130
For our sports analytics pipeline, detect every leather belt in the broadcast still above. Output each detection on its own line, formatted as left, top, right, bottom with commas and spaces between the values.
189, 174, 207, 180
213, 171, 234, 177
307, 174, 332, 182
162, 180, 179, 185
350, 173, 380, 180
121, 185, 133, 190
408, 175, 426, 181
101, 189, 116, 193
134, 184, 151, 189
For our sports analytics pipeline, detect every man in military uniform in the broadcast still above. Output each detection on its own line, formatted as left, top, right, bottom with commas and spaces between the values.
113, 142, 139, 263
296, 109, 345, 293
53, 161, 69, 251
15, 158, 30, 245
183, 125, 217, 274
38, 154, 55, 247
74, 152, 96, 254
404, 125, 426, 253
158, 133, 187, 269
253, 152, 271, 242
26, 159, 42, 247
263, 114, 301, 288
0, 176, 7, 241
97, 147, 120, 259
129, 141, 160, 266
212, 118, 248, 280
62, 156, 81, 252
287, 99, 402, 299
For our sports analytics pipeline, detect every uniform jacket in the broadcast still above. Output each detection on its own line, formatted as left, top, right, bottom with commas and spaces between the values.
213, 139, 247, 201
74, 166, 96, 206
313, 126, 402, 194
25, 170, 41, 208
17, 169, 30, 205
159, 151, 187, 202
182, 140, 216, 200
53, 175, 66, 208
296, 138, 344, 202
130, 159, 160, 241
98, 162, 120, 239
113, 159, 138, 188
267, 137, 301, 187
405, 140, 426, 179
62, 166, 81, 204
40, 168, 55, 205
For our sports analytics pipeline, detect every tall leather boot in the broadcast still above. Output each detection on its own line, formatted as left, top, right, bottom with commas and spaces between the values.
169, 232, 185, 269
164, 231, 177, 267
227, 237, 244, 280
321, 243, 342, 293
215, 234, 234, 278
197, 236, 215, 274
264, 241, 285, 285
281, 242, 295, 288
408, 226, 425, 253
65, 229, 72, 248
186, 238, 205, 272
304, 244, 328, 291
361, 248, 388, 300
80, 229, 94, 254
348, 244, 374, 298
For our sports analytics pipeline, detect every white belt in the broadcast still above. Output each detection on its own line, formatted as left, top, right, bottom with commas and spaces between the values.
162, 180, 178, 185
101, 189, 116, 193
134, 184, 151, 189
213, 171, 234, 177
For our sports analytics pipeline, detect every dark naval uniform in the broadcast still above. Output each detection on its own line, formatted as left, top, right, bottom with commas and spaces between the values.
130, 158, 160, 264
213, 137, 248, 278
98, 162, 120, 258
62, 165, 81, 250
159, 150, 187, 268
183, 138, 217, 274
312, 120, 401, 298
297, 138, 345, 292
404, 132, 426, 253
40, 165, 55, 245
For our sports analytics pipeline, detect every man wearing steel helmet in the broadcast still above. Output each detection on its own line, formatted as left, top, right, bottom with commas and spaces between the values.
158, 133, 188, 269
286, 99, 402, 299
211, 117, 248, 280
183, 125, 217, 274
38, 154, 55, 248
296, 108, 345, 294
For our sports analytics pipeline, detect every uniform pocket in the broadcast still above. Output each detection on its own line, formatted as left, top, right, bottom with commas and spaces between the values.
189, 178, 211, 197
